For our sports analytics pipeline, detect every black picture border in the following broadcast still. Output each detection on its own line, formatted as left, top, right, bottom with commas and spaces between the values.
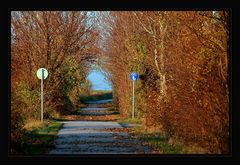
1, 0, 239, 163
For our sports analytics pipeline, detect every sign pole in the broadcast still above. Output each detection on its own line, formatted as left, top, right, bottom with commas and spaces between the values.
130, 72, 138, 119
37, 68, 48, 123
132, 79, 135, 119
41, 69, 44, 123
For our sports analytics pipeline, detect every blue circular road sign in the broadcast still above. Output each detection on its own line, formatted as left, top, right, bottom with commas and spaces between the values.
130, 72, 139, 81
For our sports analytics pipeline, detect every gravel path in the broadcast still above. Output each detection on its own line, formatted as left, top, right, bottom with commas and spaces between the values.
48, 121, 154, 154
48, 99, 155, 154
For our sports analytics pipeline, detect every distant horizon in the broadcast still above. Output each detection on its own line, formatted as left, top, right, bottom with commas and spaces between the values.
87, 70, 112, 91
91, 89, 112, 91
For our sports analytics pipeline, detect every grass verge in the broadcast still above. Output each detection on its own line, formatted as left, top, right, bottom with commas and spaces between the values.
106, 107, 120, 115
117, 117, 143, 124
12, 120, 63, 155
79, 91, 112, 102
117, 116, 185, 154
132, 128, 185, 154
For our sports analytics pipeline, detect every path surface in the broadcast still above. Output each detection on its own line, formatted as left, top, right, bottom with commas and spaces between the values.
79, 99, 114, 116
48, 99, 155, 154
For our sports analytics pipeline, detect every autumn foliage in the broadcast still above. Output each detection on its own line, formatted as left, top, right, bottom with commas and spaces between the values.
11, 11, 100, 149
101, 11, 229, 153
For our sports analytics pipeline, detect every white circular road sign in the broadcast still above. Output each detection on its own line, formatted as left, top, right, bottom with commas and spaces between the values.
36, 68, 48, 79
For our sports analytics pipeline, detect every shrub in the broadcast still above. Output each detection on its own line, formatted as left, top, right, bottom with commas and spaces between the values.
11, 81, 40, 150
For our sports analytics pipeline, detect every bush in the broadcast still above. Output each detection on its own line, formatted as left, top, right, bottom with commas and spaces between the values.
44, 106, 57, 119
11, 91, 26, 149
14, 81, 40, 120
11, 81, 40, 150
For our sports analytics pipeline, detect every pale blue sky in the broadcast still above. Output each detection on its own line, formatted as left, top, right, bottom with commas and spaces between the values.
87, 70, 112, 91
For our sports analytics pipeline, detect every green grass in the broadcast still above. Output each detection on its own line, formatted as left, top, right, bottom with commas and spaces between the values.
134, 131, 185, 154
117, 117, 143, 124
117, 117, 185, 153
142, 136, 184, 154
106, 107, 120, 115
14, 120, 63, 154
106, 107, 116, 111
80, 91, 113, 102
90, 90, 112, 94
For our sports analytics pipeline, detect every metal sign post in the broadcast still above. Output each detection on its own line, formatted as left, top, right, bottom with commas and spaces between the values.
37, 68, 48, 123
130, 72, 138, 119
41, 69, 44, 122
132, 79, 135, 119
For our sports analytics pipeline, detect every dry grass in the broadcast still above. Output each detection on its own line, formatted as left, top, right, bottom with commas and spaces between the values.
23, 119, 44, 131
102, 127, 132, 133
166, 137, 208, 154
117, 117, 143, 124
184, 143, 208, 154
55, 114, 121, 121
